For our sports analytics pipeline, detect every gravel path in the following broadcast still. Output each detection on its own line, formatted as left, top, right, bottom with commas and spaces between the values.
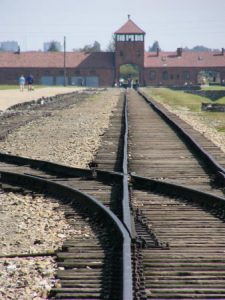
0, 88, 120, 299
0, 87, 83, 111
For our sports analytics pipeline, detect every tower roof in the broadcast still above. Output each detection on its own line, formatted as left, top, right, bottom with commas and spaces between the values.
114, 19, 145, 35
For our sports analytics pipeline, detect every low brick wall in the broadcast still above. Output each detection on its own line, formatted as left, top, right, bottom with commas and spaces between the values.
201, 103, 225, 112
170, 85, 201, 91
185, 90, 225, 100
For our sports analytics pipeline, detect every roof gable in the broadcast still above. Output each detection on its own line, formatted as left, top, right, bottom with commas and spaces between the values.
114, 19, 145, 34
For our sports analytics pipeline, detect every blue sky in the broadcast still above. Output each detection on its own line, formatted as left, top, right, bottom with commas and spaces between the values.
0, 0, 225, 51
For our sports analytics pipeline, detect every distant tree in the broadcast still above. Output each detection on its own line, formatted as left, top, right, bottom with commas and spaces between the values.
148, 40, 161, 52
82, 44, 93, 52
48, 41, 61, 52
72, 48, 80, 52
184, 45, 220, 52
74, 41, 101, 52
92, 41, 101, 52
192, 45, 212, 52
106, 35, 116, 52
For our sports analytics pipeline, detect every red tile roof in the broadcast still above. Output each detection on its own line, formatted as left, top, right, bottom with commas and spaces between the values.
144, 50, 225, 68
0, 50, 224, 70
114, 19, 145, 34
0, 51, 114, 69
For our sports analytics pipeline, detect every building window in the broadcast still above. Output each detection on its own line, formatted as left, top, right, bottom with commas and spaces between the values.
149, 71, 156, 80
170, 74, 174, 80
89, 70, 96, 75
120, 51, 123, 57
183, 71, 190, 80
116, 34, 125, 42
116, 34, 144, 42
176, 74, 180, 79
162, 71, 169, 80
126, 34, 134, 41
135, 34, 144, 41
75, 70, 80, 75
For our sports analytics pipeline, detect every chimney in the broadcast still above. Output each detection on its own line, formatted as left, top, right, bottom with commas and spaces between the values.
14, 46, 20, 54
156, 47, 160, 56
177, 47, 183, 56
222, 48, 224, 55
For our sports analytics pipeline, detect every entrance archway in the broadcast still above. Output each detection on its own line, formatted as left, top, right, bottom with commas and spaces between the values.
119, 64, 140, 88
197, 70, 221, 85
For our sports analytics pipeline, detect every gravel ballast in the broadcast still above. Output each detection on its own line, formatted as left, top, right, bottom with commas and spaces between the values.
0, 87, 84, 111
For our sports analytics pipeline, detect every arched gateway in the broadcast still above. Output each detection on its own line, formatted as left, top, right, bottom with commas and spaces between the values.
119, 63, 140, 87
114, 16, 145, 86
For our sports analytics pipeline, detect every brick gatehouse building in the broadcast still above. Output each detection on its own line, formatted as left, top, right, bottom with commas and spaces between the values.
0, 18, 225, 87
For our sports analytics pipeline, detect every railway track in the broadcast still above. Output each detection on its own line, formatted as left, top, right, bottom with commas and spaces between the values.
128, 89, 225, 299
0, 171, 130, 300
0, 88, 225, 299
0, 90, 132, 299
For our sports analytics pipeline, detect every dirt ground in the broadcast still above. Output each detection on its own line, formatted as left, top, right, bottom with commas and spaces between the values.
0, 87, 83, 111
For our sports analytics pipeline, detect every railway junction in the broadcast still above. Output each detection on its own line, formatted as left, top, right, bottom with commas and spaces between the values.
0, 87, 225, 299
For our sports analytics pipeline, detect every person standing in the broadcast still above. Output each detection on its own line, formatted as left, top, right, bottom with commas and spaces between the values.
26, 74, 34, 91
19, 75, 25, 92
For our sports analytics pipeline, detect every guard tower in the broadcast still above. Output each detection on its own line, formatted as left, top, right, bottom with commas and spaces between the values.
114, 16, 145, 85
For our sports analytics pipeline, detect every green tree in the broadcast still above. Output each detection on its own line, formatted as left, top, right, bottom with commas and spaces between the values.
120, 64, 139, 81
48, 41, 61, 52
148, 40, 161, 52
184, 45, 220, 52
106, 35, 116, 52
92, 41, 101, 52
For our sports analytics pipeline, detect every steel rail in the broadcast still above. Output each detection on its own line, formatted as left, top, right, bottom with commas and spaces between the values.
0, 152, 93, 178
0, 170, 132, 300
122, 92, 134, 237
121, 91, 133, 300
0, 171, 129, 236
138, 90, 225, 183
0, 154, 134, 300
0, 152, 127, 183
132, 173, 225, 209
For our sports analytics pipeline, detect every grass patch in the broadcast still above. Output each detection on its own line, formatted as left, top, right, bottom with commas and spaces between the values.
141, 87, 225, 133
201, 85, 225, 91
141, 87, 225, 110
141, 87, 204, 112
202, 112, 225, 132
217, 127, 225, 132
